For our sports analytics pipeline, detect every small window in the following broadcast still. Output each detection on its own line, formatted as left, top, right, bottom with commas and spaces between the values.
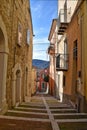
27, 29, 30, 45
63, 75, 66, 87
64, 38, 68, 54
18, 22, 22, 46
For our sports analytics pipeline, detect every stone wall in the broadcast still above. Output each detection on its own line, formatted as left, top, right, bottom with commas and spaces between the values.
0, 0, 33, 112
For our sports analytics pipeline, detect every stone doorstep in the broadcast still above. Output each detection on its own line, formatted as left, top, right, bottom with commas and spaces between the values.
7, 110, 48, 115
0, 115, 50, 122
15, 106, 47, 111
56, 118, 87, 122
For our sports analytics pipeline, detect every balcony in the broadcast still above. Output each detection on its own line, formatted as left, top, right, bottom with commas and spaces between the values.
48, 45, 55, 56
56, 54, 68, 71
58, 8, 71, 35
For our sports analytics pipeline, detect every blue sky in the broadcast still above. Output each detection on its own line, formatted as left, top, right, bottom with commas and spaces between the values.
30, 0, 58, 61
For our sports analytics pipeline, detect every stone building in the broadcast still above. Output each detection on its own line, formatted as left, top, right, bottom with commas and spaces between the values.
48, 19, 57, 96
57, 0, 87, 112
31, 67, 36, 96
77, 0, 87, 112
0, 0, 33, 113
56, 0, 78, 102
62, 4, 81, 108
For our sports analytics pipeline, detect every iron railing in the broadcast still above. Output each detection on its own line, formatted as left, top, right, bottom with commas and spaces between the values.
56, 54, 68, 71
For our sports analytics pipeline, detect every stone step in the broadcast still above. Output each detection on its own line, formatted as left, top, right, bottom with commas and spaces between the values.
58, 121, 87, 130
5, 110, 49, 119
49, 106, 72, 109
0, 116, 52, 130
2, 94, 87, 130
20, 103, 46, 109
14, 106, 47, 113
56, 118, 87, 122
54, 113, 87, 119
51, 108, 77, 113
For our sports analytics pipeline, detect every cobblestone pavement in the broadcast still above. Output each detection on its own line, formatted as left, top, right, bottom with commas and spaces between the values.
0, 94, 87, 130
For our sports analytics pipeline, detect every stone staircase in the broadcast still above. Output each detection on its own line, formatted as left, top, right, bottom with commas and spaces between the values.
0, 94, 87, 130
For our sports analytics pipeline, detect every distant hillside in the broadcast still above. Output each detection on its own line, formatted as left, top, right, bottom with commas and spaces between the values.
32, 59, 49, 69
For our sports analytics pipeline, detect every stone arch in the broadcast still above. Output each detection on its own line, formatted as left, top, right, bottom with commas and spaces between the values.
12, 63, 22, 106
0, 15, 9, 109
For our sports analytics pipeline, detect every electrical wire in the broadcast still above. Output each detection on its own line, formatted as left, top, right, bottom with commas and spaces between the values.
33, 43, 50, 45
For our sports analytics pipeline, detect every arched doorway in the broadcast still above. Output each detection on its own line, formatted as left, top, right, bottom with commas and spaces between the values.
12, 63, 22, 106
0, 26, 8, 109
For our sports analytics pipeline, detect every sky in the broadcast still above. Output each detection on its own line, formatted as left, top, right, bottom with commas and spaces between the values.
30, 0, 58, 61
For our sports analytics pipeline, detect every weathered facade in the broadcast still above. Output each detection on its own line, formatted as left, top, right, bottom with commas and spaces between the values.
57, 0, 78, 102
77, 0, 87, 112
31, 67, 36, 95
63, 7, 81, 109
0, 0, 33, 113
48, 19, 57, 96
57, 0, 87, 112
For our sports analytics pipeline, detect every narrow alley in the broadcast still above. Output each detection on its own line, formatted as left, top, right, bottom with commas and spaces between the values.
0, 0, 87, 129
0, 94, 86, 130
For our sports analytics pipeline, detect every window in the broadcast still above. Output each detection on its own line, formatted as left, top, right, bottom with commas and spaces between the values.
18, 22, 22, 46
64, 38, 68, 54
63, 75, 66, 87
73, 40, 78, 59
27, 29, 30, 45
56, 54, 60, 68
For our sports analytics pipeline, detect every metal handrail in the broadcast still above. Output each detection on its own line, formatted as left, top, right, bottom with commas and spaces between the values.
56, 53, 68, 70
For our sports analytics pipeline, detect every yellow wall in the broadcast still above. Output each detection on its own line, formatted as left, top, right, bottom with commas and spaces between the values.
78, 0, 87, 100
82, 1, 87, 100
